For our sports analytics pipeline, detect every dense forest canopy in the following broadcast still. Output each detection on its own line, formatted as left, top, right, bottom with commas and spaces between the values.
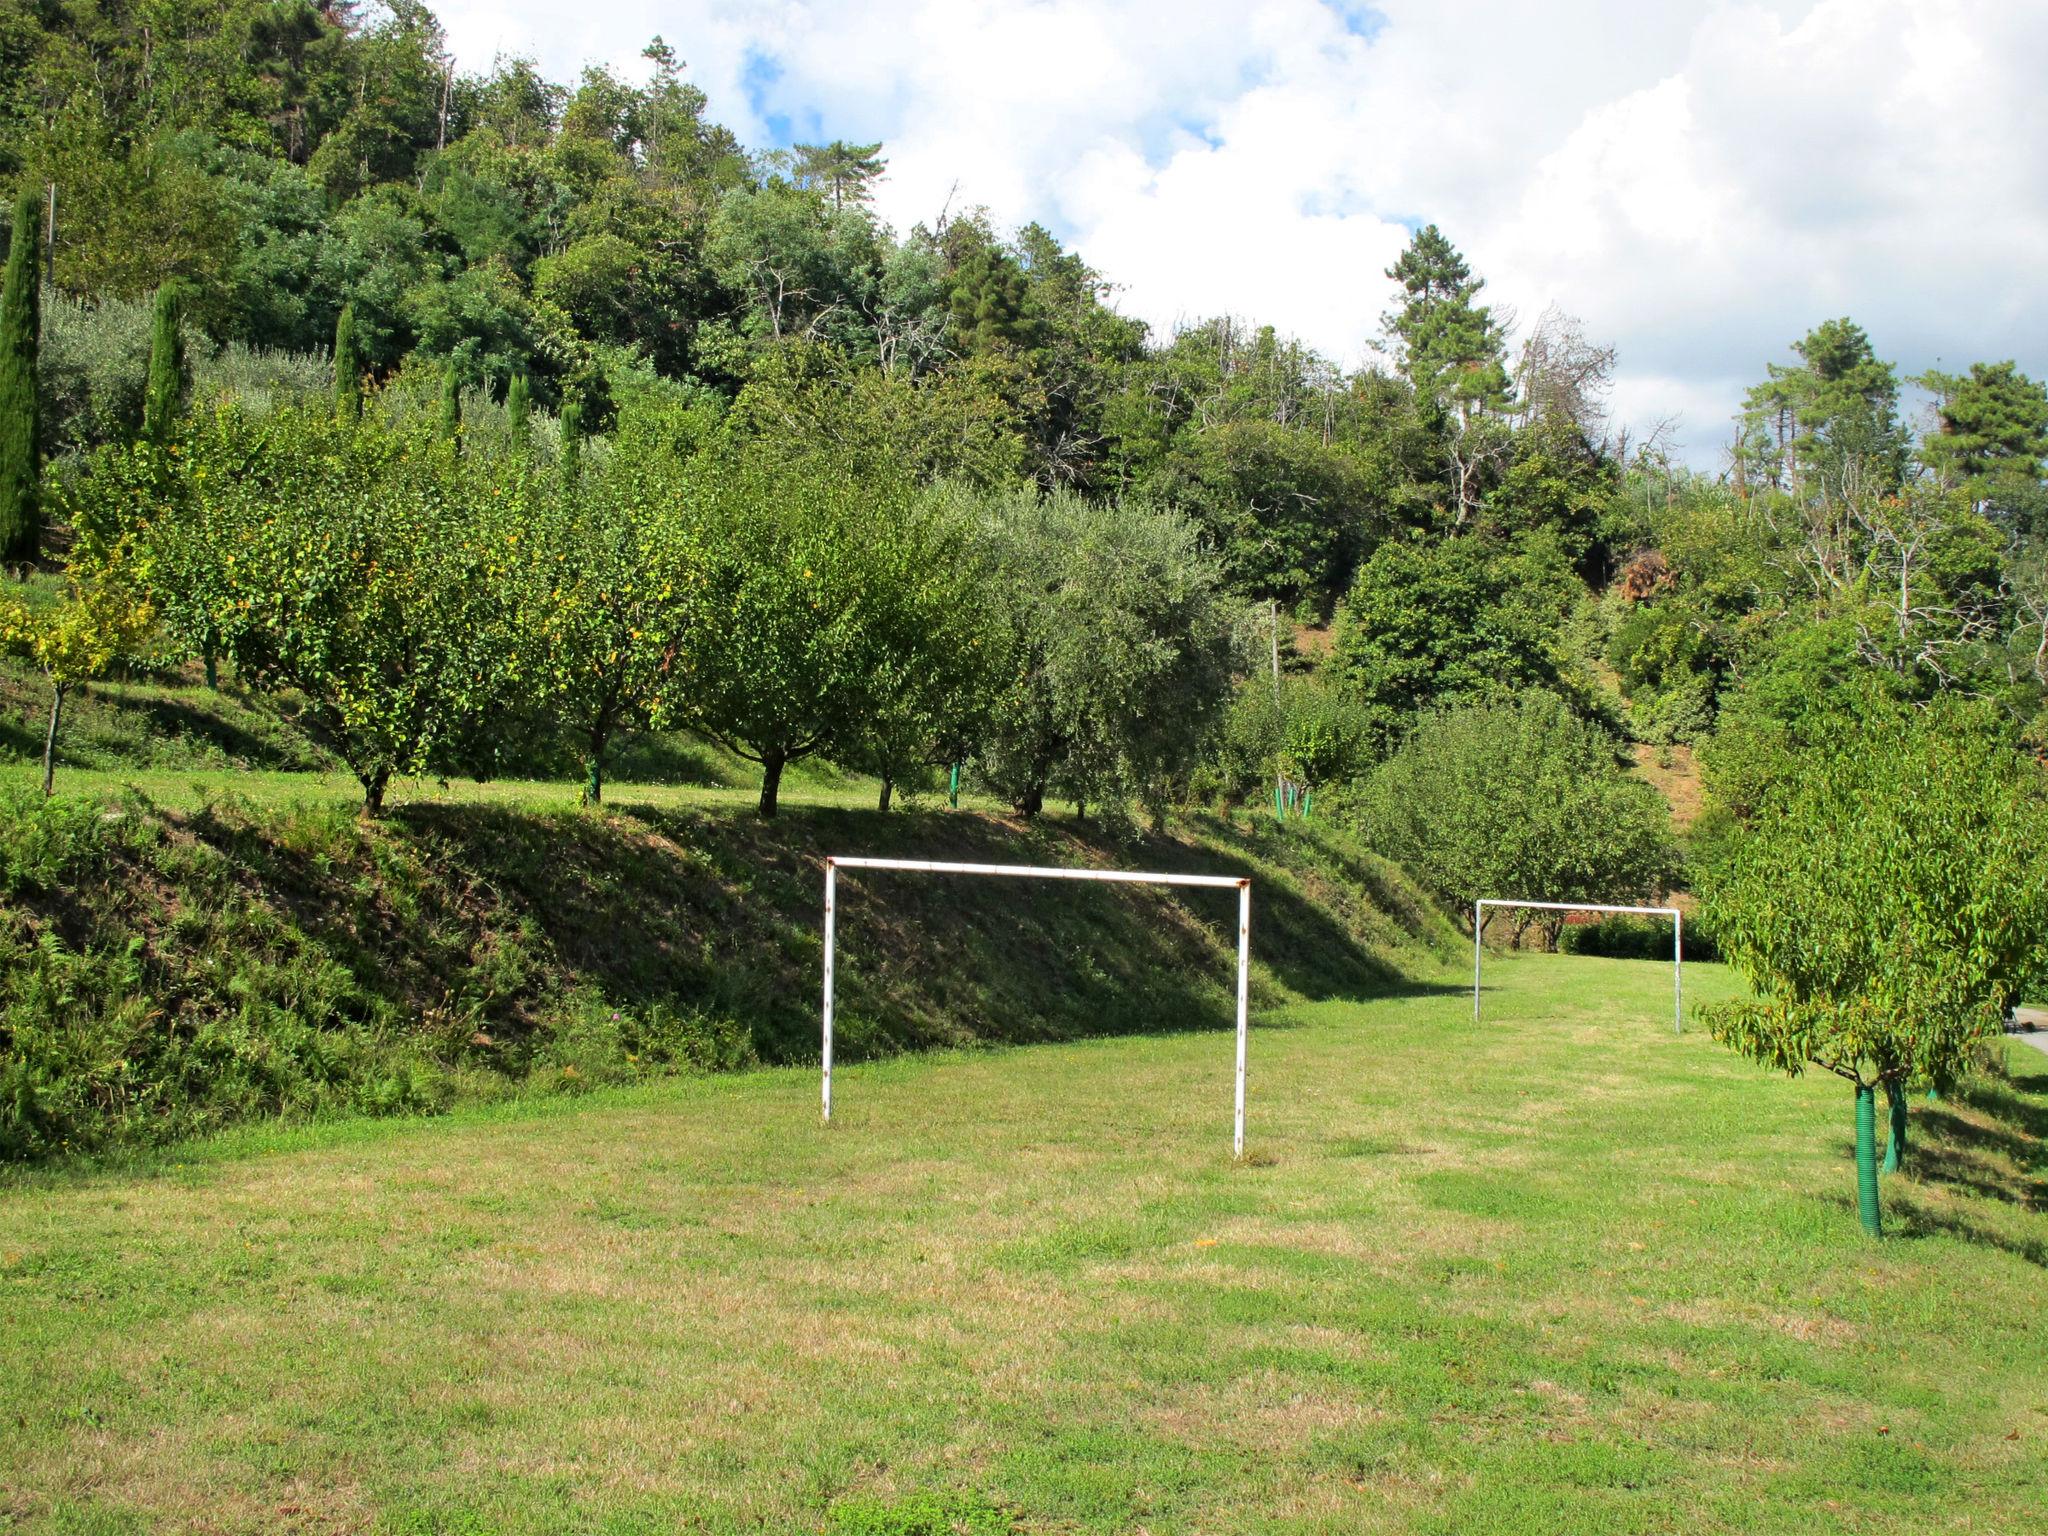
0, 0, 2042, 823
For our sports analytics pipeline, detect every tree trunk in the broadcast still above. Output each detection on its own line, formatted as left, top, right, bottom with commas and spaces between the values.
1854, 1082, 1883, 1238
203, 650, 217, 690
41, 681, 64, 797
876, 775, 893, 813
583, 723, 608, 806
1883, 1080, 1907, 1174
361, 765, 391, 818
758, 752, 785, 819
1013, 781, 1044, 819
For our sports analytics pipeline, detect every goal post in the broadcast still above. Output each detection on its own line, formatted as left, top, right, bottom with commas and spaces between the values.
821, 856, 1254, 1157
1473, 898, 1684, 1034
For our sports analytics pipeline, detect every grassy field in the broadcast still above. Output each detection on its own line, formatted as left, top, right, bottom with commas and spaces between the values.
4, 954, 2043, 1535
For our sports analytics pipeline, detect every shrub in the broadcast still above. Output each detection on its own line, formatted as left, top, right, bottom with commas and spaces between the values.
1355, 692, 1676, 932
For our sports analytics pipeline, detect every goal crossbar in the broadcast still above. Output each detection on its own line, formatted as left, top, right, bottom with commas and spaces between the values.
822, 856, 1254, 1156
1473, 898, 1683, 1034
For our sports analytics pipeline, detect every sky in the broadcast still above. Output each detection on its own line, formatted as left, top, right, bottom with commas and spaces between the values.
431, 0, 2048, 466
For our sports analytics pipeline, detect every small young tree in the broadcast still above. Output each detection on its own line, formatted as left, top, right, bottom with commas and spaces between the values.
333, 304, 363, 423
0, 185, 43, 562
145, 409, 537, 814
0, 556, 156, 795
1699, 700, 2048, 1237
1355, 692, 1675, 937
141, 281, 184, 444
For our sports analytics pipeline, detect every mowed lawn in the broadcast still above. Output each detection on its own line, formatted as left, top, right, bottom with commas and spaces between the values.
3, 956, 2044, 1535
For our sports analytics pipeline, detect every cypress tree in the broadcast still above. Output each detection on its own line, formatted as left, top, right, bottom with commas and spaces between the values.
506, 371, 531, 451
0, 185, 43, 562
142, 281, 185, 444
437, 362, 462, 443
560, 393, 582, 486
334, 304, 362, 423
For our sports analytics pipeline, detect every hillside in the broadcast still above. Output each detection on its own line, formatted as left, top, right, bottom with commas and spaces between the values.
0, 784, 1458, 1163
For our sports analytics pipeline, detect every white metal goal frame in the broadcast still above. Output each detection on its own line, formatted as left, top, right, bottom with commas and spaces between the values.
822, 856, 1255, 1157
1473, 898, 1684, 1034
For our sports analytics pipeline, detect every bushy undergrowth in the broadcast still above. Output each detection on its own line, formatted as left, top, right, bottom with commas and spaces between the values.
1559, 912, 1720, 963
0, 787, 1452, 1163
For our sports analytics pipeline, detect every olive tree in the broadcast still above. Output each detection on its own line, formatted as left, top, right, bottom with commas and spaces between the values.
1355, 693, 1676, 939
1698, 699, 2048, 1237
971, 486, 1234, 822
144, 409, 540, 813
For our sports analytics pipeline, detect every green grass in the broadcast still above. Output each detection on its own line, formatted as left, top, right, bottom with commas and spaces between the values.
3, 955, 2043, 1534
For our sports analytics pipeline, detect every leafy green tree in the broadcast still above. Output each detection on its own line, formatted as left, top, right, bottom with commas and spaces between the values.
141, 281, 185, 444
1143, 417, 1381, 611
1331, 529, 1583, 724
524, 447, 704, 805
1354, 693, 1675, 936
679, 440, 959, 818
334, 303, 363, 422
0, 184, 41, 561
0, 550, 155, 795
1699, 700, 2048, 1237
790, 139, 886, 212
142, 409, 539, 814
971, 487, 1234, 821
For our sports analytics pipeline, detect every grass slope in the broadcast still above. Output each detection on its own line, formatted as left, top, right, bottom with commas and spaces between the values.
1, 787, 1452, 1161
2, 956, 2042, 1534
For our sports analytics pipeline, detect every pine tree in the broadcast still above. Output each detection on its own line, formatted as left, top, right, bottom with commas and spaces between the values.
142, 281, 185, 444
1918, 360, 2048, 521
1383, 224, 1510, 418
506, 371, 531, 451
1381, 224, 1511, 526
333, 304, 363, 423
0, 186, 43, 562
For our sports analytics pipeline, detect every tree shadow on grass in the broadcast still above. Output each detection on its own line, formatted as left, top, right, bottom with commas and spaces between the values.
1883, 1063, 2048, 1268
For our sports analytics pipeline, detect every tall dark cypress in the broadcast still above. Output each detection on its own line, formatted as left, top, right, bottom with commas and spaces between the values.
142, 281, 184, 444
437, 362, 462, 443
560, 394, 582, 486
333, 304, 362, 423
506, 371, 531, 452
0, 186, 42, 562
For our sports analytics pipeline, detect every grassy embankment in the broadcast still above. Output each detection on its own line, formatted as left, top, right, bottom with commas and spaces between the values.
2, 955, 2044, 1534
0, 772, 1453, 1161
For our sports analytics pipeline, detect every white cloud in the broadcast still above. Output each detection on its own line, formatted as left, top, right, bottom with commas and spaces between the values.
435, 0, 2048, 466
